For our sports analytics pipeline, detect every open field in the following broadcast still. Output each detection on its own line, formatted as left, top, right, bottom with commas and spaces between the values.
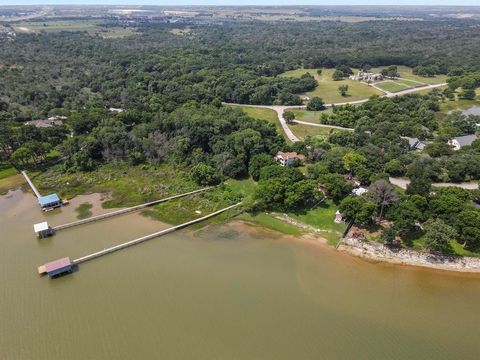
291, 108, 331, 124
280, 68, 382, 104
13, 20, 137, 38
375, 80, 411, 93
370, 65, 448, 84
289, 122, 338, 140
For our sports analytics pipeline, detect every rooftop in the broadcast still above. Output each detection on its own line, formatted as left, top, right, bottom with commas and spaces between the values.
453, 134, 477, 147
276, 151, 306, 160
44, 257, 72, 273
33, 222, 49, 233
38, 193, 60, 207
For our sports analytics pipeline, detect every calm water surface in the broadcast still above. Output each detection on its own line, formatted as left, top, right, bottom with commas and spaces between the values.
1, 190, 480, 359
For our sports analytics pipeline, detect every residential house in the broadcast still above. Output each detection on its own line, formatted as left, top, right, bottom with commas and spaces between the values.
24, 118, 63, 128
275, 151, 306, 166
350, 71, 383, 82
448, 134, 478, 150
401, 136, 426, 151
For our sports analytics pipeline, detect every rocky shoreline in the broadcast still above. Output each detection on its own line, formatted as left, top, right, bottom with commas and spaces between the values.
338, 237, 480, 273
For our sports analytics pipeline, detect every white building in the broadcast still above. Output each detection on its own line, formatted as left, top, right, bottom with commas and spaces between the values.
275, 151, 306, 167
448, 134, 478, 150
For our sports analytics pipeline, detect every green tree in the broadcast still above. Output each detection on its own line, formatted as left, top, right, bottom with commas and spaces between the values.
423, 218, 456, 254
455, 210, 480, 250
338, 85, 349, 97
459, 88, 476, 100
306, 97, 325, 111
191, 163, 222, 186
339, 196, 376, 226
283, 110, 295, 124
248, 153, 275, 181
343, 151, 366, 176
332, 69, 345, 81
381, 227, 398, 246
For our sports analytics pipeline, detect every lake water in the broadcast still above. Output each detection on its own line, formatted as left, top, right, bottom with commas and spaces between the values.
2, 190, 480, 359
459, 106, 480, 116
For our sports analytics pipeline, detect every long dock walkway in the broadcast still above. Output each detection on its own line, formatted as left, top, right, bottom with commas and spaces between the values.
21, 171, 41, 198
72, 202, 242, 265
52, 187, 213, 232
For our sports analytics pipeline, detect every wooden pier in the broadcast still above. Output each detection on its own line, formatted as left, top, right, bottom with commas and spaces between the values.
21, 171, 41, 198
70, 202, 242, 265
52, 187, 213, 232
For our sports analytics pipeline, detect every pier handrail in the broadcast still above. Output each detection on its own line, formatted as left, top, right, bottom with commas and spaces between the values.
72, 202, 242, 265
53, 187, 214, 231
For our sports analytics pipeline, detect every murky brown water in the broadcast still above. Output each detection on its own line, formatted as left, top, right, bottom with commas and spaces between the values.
1, 189, 480, 359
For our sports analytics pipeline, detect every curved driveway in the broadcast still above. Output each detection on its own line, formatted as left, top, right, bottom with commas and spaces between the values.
224, 82, 448, 143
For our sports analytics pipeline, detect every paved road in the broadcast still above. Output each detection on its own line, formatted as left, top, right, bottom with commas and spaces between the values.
224, 82, 448, 142
225, 103, 303, 142
389, 177, 479, 190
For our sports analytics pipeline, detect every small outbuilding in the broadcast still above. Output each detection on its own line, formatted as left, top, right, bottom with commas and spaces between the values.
33, 222, 54, 238
38, 193, 61, 210
334, 210, 343, 223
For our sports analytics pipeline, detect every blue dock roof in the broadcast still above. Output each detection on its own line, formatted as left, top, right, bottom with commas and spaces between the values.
38, 193, 60, 207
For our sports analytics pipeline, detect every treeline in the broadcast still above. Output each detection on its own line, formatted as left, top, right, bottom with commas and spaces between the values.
1, 18, 480, 118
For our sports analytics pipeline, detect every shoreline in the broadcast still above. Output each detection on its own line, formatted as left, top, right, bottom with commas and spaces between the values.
2, 185, 480, 274
338, 237, 480, 274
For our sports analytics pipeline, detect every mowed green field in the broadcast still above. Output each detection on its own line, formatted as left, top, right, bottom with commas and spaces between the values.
375, 81, 411, 93
289, 123, 338, 140
280, 68, 382, 104
291, 108, 332, 124
369, 65, 448, 84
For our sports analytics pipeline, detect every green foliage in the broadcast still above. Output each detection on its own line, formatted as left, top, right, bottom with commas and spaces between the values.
306, 97, 326, 111
338, 85, 349, 97
191, 163, 222, 186
455, 210, 480, 250
339, 196, 376, 227
283, 110, 295, 124
423, 218, 456, 254
381, 65, 399, 78
248, 153, 276, 181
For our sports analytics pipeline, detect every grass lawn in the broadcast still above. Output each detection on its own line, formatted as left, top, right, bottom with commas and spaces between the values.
0, 174, 25, 195
0, 166, 18, 180
228, 105, 291, 143
280, 68, 382, 104
238, 213, 304, 236
370, 65, 448, 84
75, 202, 93, 220
289, 122, 338, 140
375, 81, 411, 93
288, 200, 347, 245
291, 108, 332, 124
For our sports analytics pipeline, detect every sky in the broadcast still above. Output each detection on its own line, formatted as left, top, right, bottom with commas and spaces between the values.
1, 0, 480, 6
